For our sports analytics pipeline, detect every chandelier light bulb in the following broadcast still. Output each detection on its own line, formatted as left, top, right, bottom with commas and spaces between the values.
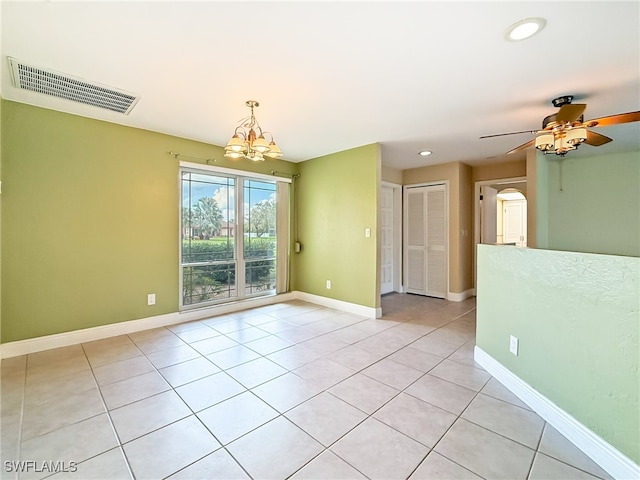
265, 142, 283, 158
225, 134, 246, 153
252, 135, 270, 153
566, 127, 587, 146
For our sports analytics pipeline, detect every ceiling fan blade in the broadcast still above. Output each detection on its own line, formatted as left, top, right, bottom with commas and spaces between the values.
584, 130, 613, 146
556, 104, 587, 123
507, 139, 535, 155
585, 111, 640, 127
479, 130, 537, 139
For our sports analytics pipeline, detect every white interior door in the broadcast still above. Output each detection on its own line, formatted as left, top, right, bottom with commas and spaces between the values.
381, 186, 394, 294
480, 186, 497, 244
504, 199, 527, 246
404, 184, 447, 299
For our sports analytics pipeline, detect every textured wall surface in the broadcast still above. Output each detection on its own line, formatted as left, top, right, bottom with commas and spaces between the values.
546, 151, 640, 257
476, 244, 639, 463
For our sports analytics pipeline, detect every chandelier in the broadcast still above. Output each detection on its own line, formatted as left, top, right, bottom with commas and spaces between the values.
224, 100, 282, 161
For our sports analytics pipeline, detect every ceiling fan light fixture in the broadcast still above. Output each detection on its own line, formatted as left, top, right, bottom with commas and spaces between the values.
535, 133, 554, 152
566, 127, 587, 146
553, 134, 577, 155
505, 17, 546, 42
482, 95, 639, 157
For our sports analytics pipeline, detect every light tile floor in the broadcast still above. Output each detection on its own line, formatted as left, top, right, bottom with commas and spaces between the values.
1, 294, 614, 480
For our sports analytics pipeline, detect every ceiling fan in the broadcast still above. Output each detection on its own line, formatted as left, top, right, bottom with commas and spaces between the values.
480, 95, 640, 156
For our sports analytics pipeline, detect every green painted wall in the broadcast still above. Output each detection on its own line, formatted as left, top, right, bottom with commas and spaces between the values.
1, 101, 297, 342
476, 244, 640, 463
546, 151, 640, 257
292, 144, 380, 309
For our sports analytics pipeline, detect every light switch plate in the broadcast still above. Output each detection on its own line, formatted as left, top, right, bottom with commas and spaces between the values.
510, 335, 519, 355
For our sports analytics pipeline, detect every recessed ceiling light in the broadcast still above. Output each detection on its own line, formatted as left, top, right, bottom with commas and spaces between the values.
505, 17, 546, 42
418, 150, 432, 156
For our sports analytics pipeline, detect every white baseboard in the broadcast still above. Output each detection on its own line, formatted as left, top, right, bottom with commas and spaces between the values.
0, 291, 379, 359
293, 291, 381, 318
0, 293, 296, 359
474, 346, 640, 480
447, 288, 476, 302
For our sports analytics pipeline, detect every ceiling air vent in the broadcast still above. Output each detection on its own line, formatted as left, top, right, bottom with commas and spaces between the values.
8, 57, 139, 115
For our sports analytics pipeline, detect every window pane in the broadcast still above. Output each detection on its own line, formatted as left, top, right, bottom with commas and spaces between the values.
245, 259, 276, 295
244, 180, 277, 260
182, 172, 235, 263
180, 167, 283, 310
182, 263, 236, 305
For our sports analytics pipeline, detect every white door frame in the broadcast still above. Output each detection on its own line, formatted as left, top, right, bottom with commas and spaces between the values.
381, 181, 403, 294
473, 176, 527, 287
403, 181, 449, 299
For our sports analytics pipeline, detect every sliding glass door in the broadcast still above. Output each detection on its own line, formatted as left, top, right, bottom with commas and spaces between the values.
180, 166, 285, 309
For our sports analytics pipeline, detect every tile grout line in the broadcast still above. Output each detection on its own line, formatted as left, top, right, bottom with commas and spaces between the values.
283, 303, 482, 479
80, 342, 137, 480
278, 310, 474, 479
12, 357, 27, 480
179, 305, 419, 478
114, 325, 249, 479
192, 304, 347, 479
255, 297, 600, 479
10, 296, 606, 480
126, 309, 310, 479
13, 300, 464, 478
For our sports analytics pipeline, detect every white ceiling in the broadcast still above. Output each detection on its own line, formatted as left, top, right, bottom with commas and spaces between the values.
2, 1, 639, 170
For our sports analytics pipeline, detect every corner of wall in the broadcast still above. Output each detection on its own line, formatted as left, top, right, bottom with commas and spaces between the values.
375, 144, 382, 310
525, 148, 539, 248
528, 149, 549, 249
458, 162, 474, 293
381, 164, 403, 185
292, 144, 379, 309
0, 98, 3, 352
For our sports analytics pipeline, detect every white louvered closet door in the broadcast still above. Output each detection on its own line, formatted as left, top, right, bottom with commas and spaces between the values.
405, 184, 447, 299
406, 189, 426, 294
425, 187, 446, 297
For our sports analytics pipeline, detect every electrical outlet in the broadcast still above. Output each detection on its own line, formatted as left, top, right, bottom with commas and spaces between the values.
147, 293, 156, 306
509, 335, 519, 356
326, 280, 331, 289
